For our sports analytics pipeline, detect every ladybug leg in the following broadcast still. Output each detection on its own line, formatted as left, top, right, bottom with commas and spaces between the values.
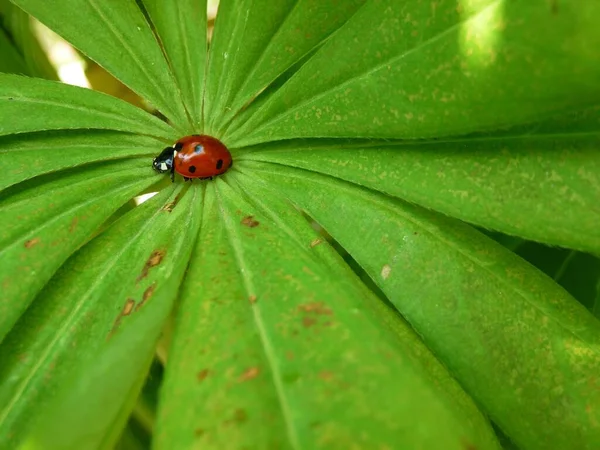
183, 177, 190, 182
170, 165, 175, 183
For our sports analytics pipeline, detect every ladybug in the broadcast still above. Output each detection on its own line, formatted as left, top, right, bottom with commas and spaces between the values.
152, 135, 232, 182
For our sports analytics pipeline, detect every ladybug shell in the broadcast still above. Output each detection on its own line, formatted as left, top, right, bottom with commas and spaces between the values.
173, 135, 232, 178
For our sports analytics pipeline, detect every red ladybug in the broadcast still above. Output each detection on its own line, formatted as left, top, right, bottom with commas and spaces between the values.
152, 135, 232, 182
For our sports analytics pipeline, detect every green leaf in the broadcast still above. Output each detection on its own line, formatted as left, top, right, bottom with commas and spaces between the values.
246, 161, 600, 450
204, 0, 367, 135
226, 0, 600, 145
142, 0, 207, 129
239, 128, 600, 254
0, 1, 57, 79
11, 0, 190, 128
0, 158, 156, 342
114, 419, 151, 450
0, 74, 176, 139
0, 130, 164, 191
0, 26, 29, 74
155, 176, 500, 450
515, 244, 600, 312
0, 185, 202, 449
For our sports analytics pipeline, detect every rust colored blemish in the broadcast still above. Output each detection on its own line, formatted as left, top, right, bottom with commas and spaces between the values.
462, 441, 477, 450
298, 302, 333, 316
319, 371, 334, 381
239, 367, 260, 382
136, 249, 166, 282
197, 369, 210, 382
108, 298, 136, 339
136, 283, 157, 311
309, 238, 323, 248
24, 238, 40, 248
69, 217, 79, 232
194, 428, 205, 437
302, 316, 317, 328
248, 294, 257, 304
381, 264, 392, 280
162, 202, 176, 212
286, 351, 294, 360
224, 409, 247, 426
551, 0, 558, 14
241, 215, 259, 228
122, 298, 135, 316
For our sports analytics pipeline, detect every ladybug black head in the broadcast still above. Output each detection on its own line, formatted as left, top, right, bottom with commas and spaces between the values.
153, 146, 175, 173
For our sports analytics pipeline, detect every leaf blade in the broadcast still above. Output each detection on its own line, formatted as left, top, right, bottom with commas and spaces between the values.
227, 0, 600, 145
155, 173, 500, 450
0, 185, 202, 449
11, 0, 190, 128
0, 74, 176, 139
205, 0, 367, 135
0, 130, 163, 191
142, 0, 207, 128
247, 161, 600, 450
0, 159, 157, 341
240, 127, 600, 254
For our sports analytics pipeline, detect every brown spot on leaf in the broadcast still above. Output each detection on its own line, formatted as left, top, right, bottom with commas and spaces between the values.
309, 238, 323, 248
319, 371, 334, 381
248, 294, 257, 304
194, 428, 205, 437
241, 215, 259, 228
24, 238, 40, 248
135, 283, 156, 311
162, 202, 176, 212
122, 298, 135, 316
286, 351, 294, 360
69, 217, 79, 232
239, 367, 260, 382
197, 369, 210, 382
108, 298, 136, 339
462, 441, 477, 450
224, 409, 247, 426
298, 302, 333, 316
136, 250, 166, 282
302, 316, 317, 328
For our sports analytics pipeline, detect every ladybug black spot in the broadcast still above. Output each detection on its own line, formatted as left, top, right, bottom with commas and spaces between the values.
188, 165, 196, 173
216, 159, 223, 170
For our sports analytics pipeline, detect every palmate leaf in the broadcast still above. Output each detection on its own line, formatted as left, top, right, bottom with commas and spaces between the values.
203, 0, 367, 136
225, 0, 600, 145
238, 111, 600, 254
0, 159, 157, 341
154, 176, 500, 449
10, 0, 191, 129
244, 161, 600, 449
0, 186, 201, 449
